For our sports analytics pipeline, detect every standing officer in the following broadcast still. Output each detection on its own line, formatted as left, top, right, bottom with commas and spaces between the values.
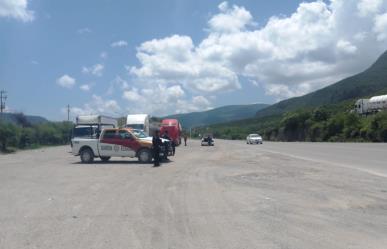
162, 131, 175, 156
162, 130, 171, 140
183, 134, 188, 146
152, 130, 162, 167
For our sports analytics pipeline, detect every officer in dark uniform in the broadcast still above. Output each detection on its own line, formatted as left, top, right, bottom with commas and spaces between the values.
162, 131, 175, 156
152, 130, 163, 167
162, 131, 171, 140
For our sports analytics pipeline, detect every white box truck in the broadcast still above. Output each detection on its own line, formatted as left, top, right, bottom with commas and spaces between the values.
125, 114, 150, 135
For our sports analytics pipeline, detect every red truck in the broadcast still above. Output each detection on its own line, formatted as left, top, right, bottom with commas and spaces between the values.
160, 119, 182, 146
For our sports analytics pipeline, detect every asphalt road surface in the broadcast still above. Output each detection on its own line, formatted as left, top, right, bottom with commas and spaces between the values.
1, 141, 387, 249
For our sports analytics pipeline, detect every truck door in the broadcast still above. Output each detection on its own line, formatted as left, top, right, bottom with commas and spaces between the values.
115, 130, 138, 157
99, 130, 121, 157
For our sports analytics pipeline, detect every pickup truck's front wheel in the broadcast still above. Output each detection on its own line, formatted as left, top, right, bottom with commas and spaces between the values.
138, 148, 152, 163
80, 148, 94, 163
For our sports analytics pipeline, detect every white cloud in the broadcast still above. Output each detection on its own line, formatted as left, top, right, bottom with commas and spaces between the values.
80, 84, 92, 91
122, 88, 142, 102
130, 35, 240, 93
111, 40, 128, 48
122, 84, 210, 115
336, 39, 357, 54
82, 64, 104, 77
374, 12, 387, 40
130, 0, 387, 100
77, 28, 92, 34
208, 2, 254, 33
358, 0, 383, 17
0, 0, 34, 22
68, 95, 121, 116
56, 74, 76, 89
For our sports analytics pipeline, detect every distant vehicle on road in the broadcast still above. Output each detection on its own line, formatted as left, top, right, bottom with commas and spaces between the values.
246, 134, 263, 144
355, 94, 387, 114
71, 128, 169, 163
125, 114, 150, 135
160, 119, 182, 146
201, 134, 214, 146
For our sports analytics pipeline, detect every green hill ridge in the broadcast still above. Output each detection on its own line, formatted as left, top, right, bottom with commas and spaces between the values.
256, 50, 387, 118
164, 103, 269, 129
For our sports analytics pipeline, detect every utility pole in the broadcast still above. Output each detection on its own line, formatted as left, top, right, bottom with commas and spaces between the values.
0, 90, 7, 113
67, 104, 70, 121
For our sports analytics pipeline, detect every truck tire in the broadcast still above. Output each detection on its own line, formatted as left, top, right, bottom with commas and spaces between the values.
138, 148, 152, 163
100, 156, 111, 162
80, 148, 94, 163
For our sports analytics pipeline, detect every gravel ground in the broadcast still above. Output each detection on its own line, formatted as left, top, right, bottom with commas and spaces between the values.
0, 140, 386, 249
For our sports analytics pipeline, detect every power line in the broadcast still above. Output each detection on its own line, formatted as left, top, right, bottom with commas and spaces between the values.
0, 90, 7, 113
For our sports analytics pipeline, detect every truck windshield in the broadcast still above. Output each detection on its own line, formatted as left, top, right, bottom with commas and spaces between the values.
131, 129, 148, 138
126, 124, 144, 130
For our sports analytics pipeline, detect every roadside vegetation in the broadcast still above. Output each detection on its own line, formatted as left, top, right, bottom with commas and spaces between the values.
193, 104, 387, 142
0, 113, 72, 152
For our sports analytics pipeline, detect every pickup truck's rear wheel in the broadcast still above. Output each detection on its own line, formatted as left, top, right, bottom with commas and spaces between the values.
138, 148, 152, 163
100, 156, 111, 162
80, 148, 94, 163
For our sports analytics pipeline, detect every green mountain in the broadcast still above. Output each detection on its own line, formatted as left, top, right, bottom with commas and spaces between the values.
256, 50, 387, 118
0, 113, 48, 125
164, 103, 269, 129
192, 50, 387, 142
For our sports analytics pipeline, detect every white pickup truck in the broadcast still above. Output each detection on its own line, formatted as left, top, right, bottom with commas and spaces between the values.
72, 128, 169, 163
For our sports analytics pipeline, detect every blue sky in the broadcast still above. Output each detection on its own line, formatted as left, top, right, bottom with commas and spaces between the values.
1, 0, 387, 120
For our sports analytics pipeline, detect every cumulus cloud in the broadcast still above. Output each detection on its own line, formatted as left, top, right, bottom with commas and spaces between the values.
82, 64, 104, 77
358, 0, 383, 17
0, 0, 34, 22
122, 84, 211, 115
56, 74, 76, 89
208, 1, 254, 33
130, 34, 240, 93
80, 84, 92, 91
374, 12, 387, 40
111, 40, 128, 48
130, 0, 387, 101
69, 95, 121, 116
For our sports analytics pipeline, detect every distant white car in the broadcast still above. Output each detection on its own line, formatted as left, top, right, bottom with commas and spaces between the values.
246, 134, 263, 144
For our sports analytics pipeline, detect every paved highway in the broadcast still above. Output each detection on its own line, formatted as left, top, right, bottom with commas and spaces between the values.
0, 141, 386, 249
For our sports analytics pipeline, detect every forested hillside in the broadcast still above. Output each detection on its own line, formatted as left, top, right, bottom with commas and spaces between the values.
256, 51, 387, 118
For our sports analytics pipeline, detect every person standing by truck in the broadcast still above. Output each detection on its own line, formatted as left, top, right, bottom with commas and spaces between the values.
152, 130, 162, 167
184, 134, 188, 146
163, 130, 175, 156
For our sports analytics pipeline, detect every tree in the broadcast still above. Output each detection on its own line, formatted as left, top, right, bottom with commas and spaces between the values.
0, 122, 18, 151
14, 112, 31, 128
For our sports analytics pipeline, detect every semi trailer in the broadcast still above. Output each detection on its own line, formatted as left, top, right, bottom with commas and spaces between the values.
355, 94, 387, 114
